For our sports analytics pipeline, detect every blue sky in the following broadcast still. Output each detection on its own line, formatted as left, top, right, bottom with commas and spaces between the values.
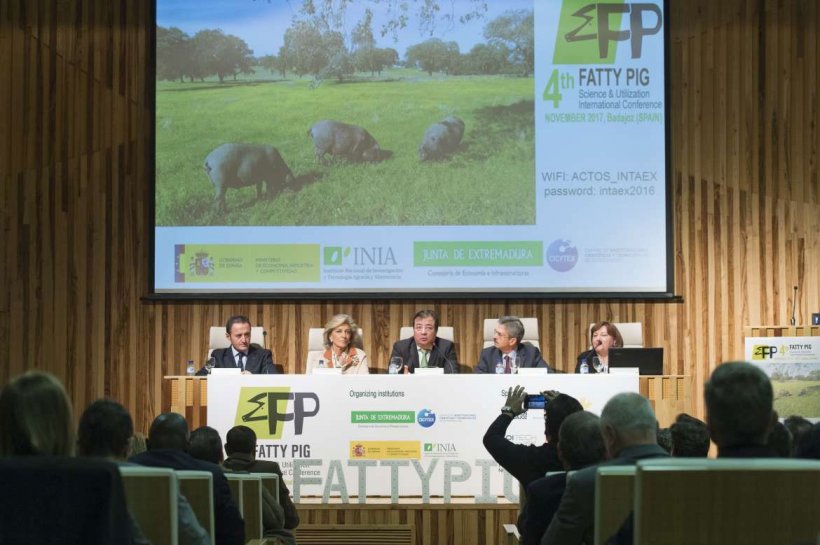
157, 0, 533, 57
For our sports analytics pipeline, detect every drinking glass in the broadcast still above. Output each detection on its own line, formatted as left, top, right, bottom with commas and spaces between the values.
205, 356, 216, 374
511, 355, 520, 374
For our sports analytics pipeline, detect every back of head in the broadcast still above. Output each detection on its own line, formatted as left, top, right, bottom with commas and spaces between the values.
0, 371, 74, 456
225, 425, 257, 456
545, 393, 583, 442
766, 421, 792, 458
670, 413, 710, 457
784, 415, 813, 454
795, 423, 820, 460
188, 426, 224, 464
147, 412, 189, 451
77, 399, 134, 458
558, 411, 606, 470
704, 362, 774, 449
600, 392, 657, 456
656, 428, 672, 453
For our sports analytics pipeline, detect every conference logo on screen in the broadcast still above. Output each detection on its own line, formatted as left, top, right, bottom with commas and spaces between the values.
417, 409, 437, 428
546, 239, 578, 272
234, 387, 320, 439
552, 0, 664, 64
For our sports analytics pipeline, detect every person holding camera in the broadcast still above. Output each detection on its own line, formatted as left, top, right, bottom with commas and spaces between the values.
482, 386, 583, 491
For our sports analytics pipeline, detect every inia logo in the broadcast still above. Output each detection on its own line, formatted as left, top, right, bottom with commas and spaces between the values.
554, 1, 663, 64
323, 246, 397, 266
546, 239, 579, 272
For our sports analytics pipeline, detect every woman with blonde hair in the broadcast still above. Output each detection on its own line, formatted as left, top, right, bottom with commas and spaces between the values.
306, 314, 369, 374
0, 371, 75, 456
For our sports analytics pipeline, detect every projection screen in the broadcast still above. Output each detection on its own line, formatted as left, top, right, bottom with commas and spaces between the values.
152, 0, 672, 297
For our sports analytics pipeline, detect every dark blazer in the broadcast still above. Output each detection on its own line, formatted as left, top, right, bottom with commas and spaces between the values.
198, 343, 277, 375
223, 453, 300, 530
389, 336, 459, 373
522, 472, 568, 545
542, 443, 669, 545
574, 349, 602, 373
475, 342, 553, 374
130, 449, 245, 545
482, 413, 562, 490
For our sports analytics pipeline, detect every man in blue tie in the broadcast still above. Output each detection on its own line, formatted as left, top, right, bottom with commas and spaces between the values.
199, 315, 278, 375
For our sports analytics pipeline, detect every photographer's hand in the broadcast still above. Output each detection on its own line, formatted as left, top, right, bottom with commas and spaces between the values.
541, 389, 561, 402
502, 385, 528, 417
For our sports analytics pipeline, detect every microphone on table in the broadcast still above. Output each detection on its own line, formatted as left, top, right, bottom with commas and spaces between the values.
431, 342, 457, 373
790, 286, 798, 326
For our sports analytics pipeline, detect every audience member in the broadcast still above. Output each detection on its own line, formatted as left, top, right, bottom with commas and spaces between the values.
483, 386, 582, 491
542, 392, 668, 545
521, 411, 605, 545
784, 415, 813, 454
389, 309, 459, 373
704, 362, 778, 457
670, 413, 710, 457
794, 422, 820, 460
130, 412, 245, 545
475, 316, 554, 373
198, 315, 277, 375
655, 427, 672, 453
189, 426, 225, 464
223, 425, 300, 531
0, 371, 74, 456
766, 421, 792, 457
78, 399, 209, 545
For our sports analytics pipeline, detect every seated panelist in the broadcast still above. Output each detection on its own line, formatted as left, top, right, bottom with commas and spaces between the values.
475, 316, 553, 374
198, 315, 277, 375
574, 321, 623, 373
305, 314, 369, 375
389, 310, 459, 373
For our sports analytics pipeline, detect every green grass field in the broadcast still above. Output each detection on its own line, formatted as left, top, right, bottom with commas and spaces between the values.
155, 70, 534, 226
772, 380, 820, 417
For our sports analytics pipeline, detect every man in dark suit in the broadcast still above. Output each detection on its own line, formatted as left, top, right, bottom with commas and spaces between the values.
521, 411, 605, 545
475, 316, 553, 373
222, 425, 300, 531
389, 310, 459, 373
542, 392, 669, 545
199, 315, 277, 375
705, 361, 778, 458
130, 413, 245, 545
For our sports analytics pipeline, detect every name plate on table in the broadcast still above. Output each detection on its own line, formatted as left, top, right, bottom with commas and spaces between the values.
413, 367, 444, 375
608, 367, 640, 376
311, 367, 342, 375
516, 368, 548, 376
210, 368, 241, 376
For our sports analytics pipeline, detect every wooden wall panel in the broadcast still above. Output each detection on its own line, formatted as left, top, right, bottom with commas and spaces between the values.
1, 0, 818, 433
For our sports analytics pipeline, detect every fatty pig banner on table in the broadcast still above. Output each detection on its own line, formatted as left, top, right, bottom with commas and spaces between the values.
207, 375, 638, 501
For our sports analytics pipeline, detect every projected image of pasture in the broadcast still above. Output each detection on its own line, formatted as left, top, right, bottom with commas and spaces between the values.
155, 0, 535, 226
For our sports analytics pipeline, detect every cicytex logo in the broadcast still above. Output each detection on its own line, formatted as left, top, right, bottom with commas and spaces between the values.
554, 1, 663, 64
235, 387, 320, 439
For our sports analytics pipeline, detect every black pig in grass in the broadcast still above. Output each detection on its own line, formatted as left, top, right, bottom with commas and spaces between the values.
419, 116, 465, 161
204, 143, 294, 213
308, 120, 383, 164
